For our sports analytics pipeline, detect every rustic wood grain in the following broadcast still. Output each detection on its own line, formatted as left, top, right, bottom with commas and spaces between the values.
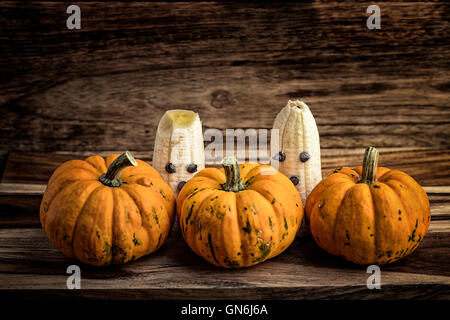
0, 183, 46, 195
0, 1, 449, 153
2, 148, 449, 185
1, 285, 449, 300
0, 228, 448, 299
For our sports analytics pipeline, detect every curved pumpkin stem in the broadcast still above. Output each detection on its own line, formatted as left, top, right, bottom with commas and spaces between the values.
99, 151, 137, 187
360, 146, 379, 185
221, 156, 246, 192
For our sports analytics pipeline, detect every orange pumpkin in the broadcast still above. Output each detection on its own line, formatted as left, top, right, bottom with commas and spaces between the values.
40, 151, 175, 266
305, 146, 430, 265
177, 156, 303, 268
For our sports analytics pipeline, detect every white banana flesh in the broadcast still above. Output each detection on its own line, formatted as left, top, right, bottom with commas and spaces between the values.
152, 110, 205, 195
272, 100, 322, 205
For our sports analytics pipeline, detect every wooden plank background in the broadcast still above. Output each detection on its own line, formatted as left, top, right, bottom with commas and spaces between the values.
0, 228, 449, 299
0, 1, 449, 300
0, 1, 449, 155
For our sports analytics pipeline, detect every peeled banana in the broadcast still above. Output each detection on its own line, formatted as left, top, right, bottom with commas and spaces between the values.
152, 109, 205, 195
272, 100, 322, 205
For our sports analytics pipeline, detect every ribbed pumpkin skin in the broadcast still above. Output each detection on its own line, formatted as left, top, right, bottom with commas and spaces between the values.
305, 166, 430, 265
177, 163, 303, 268
40, 154, 175, 266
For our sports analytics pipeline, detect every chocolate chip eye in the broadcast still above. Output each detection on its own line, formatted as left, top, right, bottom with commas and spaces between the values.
177, 181, 186, 191
165, 163, 176, 173
187, 163, 198, 173
273, 151, 286, 162
300, 152, 310, 162
290, 176, 300, 186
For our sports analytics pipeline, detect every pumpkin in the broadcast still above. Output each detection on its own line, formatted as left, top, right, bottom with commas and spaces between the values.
305, 146, 430, 265
177, 156, 303, 268
40, 151, 176, 266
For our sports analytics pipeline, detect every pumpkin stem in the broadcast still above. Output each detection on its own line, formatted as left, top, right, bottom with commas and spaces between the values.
221, 156, 246, 192
99, 151, 137, 187
360, 146, 379, 185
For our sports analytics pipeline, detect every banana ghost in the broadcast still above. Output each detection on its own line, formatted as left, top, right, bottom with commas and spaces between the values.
152, 110, 205, 195
272, 100, 322, 205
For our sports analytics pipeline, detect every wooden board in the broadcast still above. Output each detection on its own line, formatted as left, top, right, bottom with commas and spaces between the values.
0, 1, 449, 154
2, 148, 450, 185
0, 151, 449, 299
0, 228, 449, 299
